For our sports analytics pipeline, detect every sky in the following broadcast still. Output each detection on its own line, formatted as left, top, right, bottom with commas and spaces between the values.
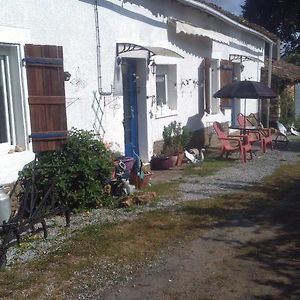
208, 0, 245, 16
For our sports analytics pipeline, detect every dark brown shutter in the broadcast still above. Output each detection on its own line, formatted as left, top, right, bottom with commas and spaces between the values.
24, 44, 67, 152
220, 59, 233, 108
203, 57, 211, 113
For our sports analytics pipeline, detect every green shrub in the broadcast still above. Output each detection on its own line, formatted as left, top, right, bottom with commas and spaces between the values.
294, 114, 300, 129
20, 128, 114, 211
279, 88, 295, 125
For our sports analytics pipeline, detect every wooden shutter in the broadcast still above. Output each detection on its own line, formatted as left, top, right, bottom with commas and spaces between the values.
220, 59, 233, 108
24, 44, 67, 152
203, 57, 211, 113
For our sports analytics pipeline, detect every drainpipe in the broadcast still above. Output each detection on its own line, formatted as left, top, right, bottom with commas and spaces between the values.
266, 42, 273, 127
94, 0, 112, 96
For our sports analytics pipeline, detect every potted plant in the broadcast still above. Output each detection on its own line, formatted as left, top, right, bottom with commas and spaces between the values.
151, 121, 191, 170
172, 121, 192, 166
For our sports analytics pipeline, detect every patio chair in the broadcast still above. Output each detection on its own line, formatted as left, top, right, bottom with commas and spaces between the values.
213, 121, 253, 163
239, 113, 273, 153
237, 113, 260, 145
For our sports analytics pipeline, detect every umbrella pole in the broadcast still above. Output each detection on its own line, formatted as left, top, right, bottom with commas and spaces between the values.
244, 98, 246, 129
259, 98, 262, 123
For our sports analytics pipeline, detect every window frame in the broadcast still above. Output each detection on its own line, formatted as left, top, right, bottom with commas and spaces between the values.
155, 64, 178, 119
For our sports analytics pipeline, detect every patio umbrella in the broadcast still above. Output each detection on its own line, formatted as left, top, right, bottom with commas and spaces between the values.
213, 80, 277, 99
213, 80, 277, 125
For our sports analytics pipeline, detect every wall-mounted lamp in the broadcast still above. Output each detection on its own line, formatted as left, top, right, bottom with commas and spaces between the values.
116, 56, 122, 66
240, 64, 245, 72
149, 60, 157, 75
64, 71, 71, 81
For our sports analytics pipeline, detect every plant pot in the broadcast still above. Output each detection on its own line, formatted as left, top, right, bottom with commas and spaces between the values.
170, 155, 178, 167
116, 156, 135, 173
150, 156, 172, 170
176, 151, 185, 166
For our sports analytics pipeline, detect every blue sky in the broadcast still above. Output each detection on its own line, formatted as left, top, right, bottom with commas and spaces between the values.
209, 0, 245, 16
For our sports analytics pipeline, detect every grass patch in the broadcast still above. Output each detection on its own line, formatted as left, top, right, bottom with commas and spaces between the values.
144, 180, 180, 199
1, 162, 300, 298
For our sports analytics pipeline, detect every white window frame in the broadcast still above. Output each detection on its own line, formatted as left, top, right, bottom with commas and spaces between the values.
0, 56, 16, 150
155, 64, 178, 119
156, 74, 168, 107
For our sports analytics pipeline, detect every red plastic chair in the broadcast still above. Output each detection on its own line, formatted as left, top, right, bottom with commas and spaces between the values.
237, 114, 260, 145
213, 121, 253, 163
238, 113, 273, 153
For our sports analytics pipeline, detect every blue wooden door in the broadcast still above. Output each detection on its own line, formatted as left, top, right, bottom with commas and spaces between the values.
123, 58, 139, 157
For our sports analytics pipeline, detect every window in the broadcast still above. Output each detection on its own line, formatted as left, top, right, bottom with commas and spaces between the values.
211, 59, 220, 114
156, 74, 167, 106
0, 55, 15, 147
0, 44, 27, 150
203, 58, 220, 115
155, 64, 177, 118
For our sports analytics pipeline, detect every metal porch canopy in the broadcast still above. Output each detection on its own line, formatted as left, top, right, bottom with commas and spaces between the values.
116, 43, 183, 61
168, 17, 231, 45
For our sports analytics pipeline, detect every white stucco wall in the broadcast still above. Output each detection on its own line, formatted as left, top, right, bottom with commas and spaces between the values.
0, 0, 268, 165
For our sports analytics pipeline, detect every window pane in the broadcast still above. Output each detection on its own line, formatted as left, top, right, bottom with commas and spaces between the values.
0, 59, 8, 143
156, 74, 167, 106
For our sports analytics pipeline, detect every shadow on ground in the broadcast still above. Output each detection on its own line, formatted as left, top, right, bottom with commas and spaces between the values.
181, 168, 300, 299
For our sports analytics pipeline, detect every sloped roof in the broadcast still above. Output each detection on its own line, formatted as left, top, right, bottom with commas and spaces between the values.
176, 0, 278, 42
262, 59, 300, 83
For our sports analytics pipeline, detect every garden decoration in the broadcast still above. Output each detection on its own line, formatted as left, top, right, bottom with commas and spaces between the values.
274, 121, 290, 149
0, 156, 71, 268
105, 160, 135, 196
129, 152, 152, 189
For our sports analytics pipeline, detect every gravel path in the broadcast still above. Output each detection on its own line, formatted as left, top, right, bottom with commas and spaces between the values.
179, 141, 300, 201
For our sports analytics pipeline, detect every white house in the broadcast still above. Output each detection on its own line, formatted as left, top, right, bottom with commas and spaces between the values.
0, 0, 276, 184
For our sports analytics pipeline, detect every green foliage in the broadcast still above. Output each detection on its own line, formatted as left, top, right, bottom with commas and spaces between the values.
162, 121, 192, 155
285, 50, 300, 66
20, 128, 114, 210
242, 0, 299, 55
294, 114, 300, 129
279, 88, 295, 125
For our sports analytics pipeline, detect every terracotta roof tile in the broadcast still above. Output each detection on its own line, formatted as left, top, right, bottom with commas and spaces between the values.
262, 59, 300, 83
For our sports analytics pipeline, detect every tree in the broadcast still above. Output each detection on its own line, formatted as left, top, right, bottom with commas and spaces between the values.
242, 0, 300, 55
285, 50, 300, 65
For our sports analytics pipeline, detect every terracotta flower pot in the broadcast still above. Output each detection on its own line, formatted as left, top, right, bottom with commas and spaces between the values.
170, 155, 178, 167
150, 156, 173, 170
176, 151, 185, 166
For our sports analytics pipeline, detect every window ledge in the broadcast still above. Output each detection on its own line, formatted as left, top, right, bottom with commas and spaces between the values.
155, 106, 178, 119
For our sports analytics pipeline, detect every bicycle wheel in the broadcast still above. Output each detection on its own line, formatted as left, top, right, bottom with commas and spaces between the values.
274, 134, 289, 149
